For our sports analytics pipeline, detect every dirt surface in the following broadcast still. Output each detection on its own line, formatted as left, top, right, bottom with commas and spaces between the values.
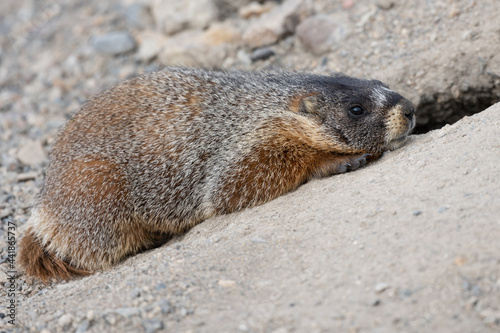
17, 104, 500, 333
1, 0, 500, 332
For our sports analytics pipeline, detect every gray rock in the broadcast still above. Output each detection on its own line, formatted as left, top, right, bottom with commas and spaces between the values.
470, 285, 481, 296
159, 299, 173, 314
296, 14, 350, 55
152, 0, 218, 35
142, 318, 164, 333
243, 0, 313, 48
400, 289, 412, 297
376, 0, 395, 10
16, 140, 46, 166
250, 47, 275, 61
130, 288, 141, 298
75, 320, 90, 333
114, 307, 142, 317
91, 32, 136, 55
1, 152, 19, 170
155, 283, 166, 290
126, 3, 154, 30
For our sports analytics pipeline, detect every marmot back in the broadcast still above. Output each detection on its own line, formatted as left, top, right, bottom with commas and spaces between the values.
18, 67, 415, 281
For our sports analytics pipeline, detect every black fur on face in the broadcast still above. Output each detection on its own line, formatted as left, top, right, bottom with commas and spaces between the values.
304, 75, 408, 154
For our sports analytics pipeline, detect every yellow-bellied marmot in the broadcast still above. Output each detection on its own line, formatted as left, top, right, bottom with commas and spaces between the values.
18, 67, 415, 282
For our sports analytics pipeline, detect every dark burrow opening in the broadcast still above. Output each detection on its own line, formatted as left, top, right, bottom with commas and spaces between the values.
413, 88, 500, 134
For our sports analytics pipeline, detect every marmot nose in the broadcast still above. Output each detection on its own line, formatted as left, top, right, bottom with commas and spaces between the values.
400, 99, 415, 119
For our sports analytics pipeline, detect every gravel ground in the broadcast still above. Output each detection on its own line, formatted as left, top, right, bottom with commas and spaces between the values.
1, 0, 500, 332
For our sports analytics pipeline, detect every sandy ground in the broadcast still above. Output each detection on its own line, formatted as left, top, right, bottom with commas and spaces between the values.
12, 103, 500, 333
1, 0, 500, 332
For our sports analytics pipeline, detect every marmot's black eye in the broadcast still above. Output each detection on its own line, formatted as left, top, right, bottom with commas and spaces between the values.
349, 106, 364, 116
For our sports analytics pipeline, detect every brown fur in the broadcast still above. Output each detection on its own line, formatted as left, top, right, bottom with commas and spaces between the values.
18, 68, 415, 281
18, 228, 91, 282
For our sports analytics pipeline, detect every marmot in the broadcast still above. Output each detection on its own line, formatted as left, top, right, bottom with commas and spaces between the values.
18, 67, 415, 282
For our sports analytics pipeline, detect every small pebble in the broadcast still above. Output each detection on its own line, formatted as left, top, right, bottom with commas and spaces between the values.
179, 307, 195, 316
114, 307, 141, 317
236, 49, 252, 65
218, 279, 237, 288
480, 309, 500, 325
159, 299, 173, 314
454, 256, 466, 266
142, 318, 164, 333
465, 297, 478, 311
438, 206, 448, 213
0, 208, 11, 219
331, 313, 345, 320
239, 2, 275, 18
470, 285, 481, 296
296, 14, 350, 55
270, 328, 288, 333
91, 32, 136, 55
400, 289, 412, 297
130, 288, 141, 298
462, 280, 471, 291
250, 237, 266, 243
376, 0, 395, 10
413, 210, 422, 216
104, 313, 118, 326
58, 313, 73, 328
125, 3, 154, 29
86, 310, 95, 321
243, 0, 312, 48
250, 47, 275, 62
75, 320, 90, 333
375, 282, 389, 293
238, 323, 249, 331
17, 171, 38, 182
16, 140, 46, 166
136, 31, 167, 62
155, 282, 166, 290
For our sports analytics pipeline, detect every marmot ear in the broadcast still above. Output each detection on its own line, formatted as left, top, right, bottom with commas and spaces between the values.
299, 95, 320, 115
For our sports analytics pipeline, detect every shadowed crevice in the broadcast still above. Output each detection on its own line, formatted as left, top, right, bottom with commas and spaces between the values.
414, 87, 500, 134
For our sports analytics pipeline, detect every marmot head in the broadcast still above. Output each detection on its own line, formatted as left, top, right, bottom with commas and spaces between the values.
299, 74, 416, 155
